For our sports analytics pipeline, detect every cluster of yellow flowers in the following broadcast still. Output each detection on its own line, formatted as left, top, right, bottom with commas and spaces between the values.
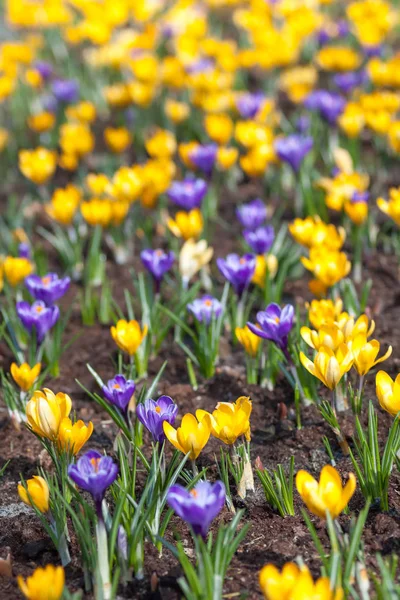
300, 298, 392, 395
163, 396, 252, 459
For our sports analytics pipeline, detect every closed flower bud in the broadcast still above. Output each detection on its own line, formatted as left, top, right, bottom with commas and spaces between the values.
110, 319, 148, 356
163, 412, 211, 460
18, 476, 49, 513
296, 465, 356, 519
10, 362, 41, 392
26, 388, 72, 440
57, 417, 94, 455
376, 370, 400, 417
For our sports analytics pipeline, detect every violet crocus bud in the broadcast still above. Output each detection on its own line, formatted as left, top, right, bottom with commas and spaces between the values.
18, 243, 31, 259
35, 61, 53, 81
304, 90, 345, 125
333, 71, 367, 94
167, 177, 208, 210
167, 480, 226, 538
117, 525, 128, 561
236, 91, 264, 119
247, 303, 294, 356
25, 273, 70, 305
189, 144, 217, 177
136, 396, 178, 444
187, 295, 223, 325
217, 253, 256, 298
16, 300, 59, 343
236, 198, 267, 230
140, 249, 175, 292
68, 450, 118, 515
52, 79, 79, 104
102, 375, 135, 414
243, 226, 274, 255
274, 134, 313, 172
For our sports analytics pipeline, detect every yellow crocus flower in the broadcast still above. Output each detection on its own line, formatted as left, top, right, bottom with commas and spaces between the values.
377, 187, 400, 226
18, 476, 49, 513
19, 148, 57, 185
167, 208, 203, 240
46, 184, 81, 226
3, 256, 33, 286
296, 465, 356, 519
376, 370, 400, 417
196, 396, 252, 445
301, 247, 351, 288
260, 562, 343, 600
179, 239, 214, 284
217, 146, 238, 170
81, 199, 113, 227
336, 313, 375, 342
10, 362, 41, 392
110, 319, 148, 356
300, 324, 344, 351
57, 417, 94, 455
104, 127, 132, 154
289, 216, 346, 250
163, 413, 211, 460
18, 565, 65, 600
26, 389, 72, 440
145, 129, 177, 159
307, 298, 343, 329
236, 326, 262, 357
351, 334, 392, 376
300, 344, 354, 390
204, 113, 233, 145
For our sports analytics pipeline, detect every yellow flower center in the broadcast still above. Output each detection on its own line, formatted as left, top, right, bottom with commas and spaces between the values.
113, 383, 121, 389
275, 317, 280, 323
204, 299, 212, 306
90, 457, 101, 472
155, 406, 161, 413
42, 276, 51, 285
35, 306, 44, 313
155, 249, 163, 256
190, 489, 198, 497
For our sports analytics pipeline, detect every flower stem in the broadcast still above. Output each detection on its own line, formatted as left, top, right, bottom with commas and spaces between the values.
96, 516, 111, 600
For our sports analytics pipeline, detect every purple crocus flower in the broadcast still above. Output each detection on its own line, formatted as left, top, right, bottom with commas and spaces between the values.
236, 92, 264, 119
243, 226, 274, 255
167, 177, 208, 210
52, 79, 79, 103
140, 249, 175, 292
274, 134, 313, 172
333, 71, 367, 94
25, 273, 70, 305
187, 295, 223, 325
18, 243, 31, 259
186, 58, 214, 74
236, 198, 267, 230
363, 45, 383, 58
304, 90, 345, 125
189, 144, 217, 177
296, 115, 310, 133
16, 300, 59, 343
167, 480, 225, 538
35, 61, 53, 81
136, 396, 178, 444
102, 375, 135, 413
352, 191, 369, 203
247, 303, 294, 353
217, 254, 256, 297
68, 450, 118, 514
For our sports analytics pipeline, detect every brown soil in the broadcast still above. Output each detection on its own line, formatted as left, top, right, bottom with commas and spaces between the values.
1, 192, 400, 599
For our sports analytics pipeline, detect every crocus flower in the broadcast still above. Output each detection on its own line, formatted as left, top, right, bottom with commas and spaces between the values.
163, 413, 211, 460
243, 226, 274, 255
235, 326, 262, 357
189, 144, 217, 177
68, 450, 118, 512
10, 362, 41, 392
17, 300, 59, 343
167, 208, 203, 240
259, 563, 343, 600
136, 396, 178, 443
217, 253, 256, 297
110, 319, 147, 356
333, 71, 367, 93
35, 61, 53, 80
274, 134, 313, 172
167, 480, 225, 538
57, 418, 94, 455
18, 476, 49, 513
187, 295, 223, 324
167, 177, 208, 210
296, 465, 356, 519
3, 256, 32, 286
140, 249, 175, 291
376, 370, 400, 417
351, 334, 392, 377
26, 388, 72, 440
300, 345, 354, 390
52, 79, 79, 103
247, 303, 294, 351
236, 198, 267, 230
18, 242, 31, 259
25, 273, 70, 305
18, 565, 65, 600
197, 396, 252, 445
304, 90, 345, 125
102, 375, 135, 413
236, 91, 264, 119
179, 239, 214, 285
